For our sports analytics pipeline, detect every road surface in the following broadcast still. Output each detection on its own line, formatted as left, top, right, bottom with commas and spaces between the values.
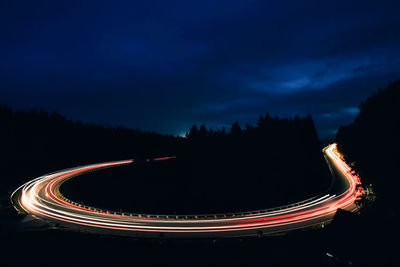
11, 143, 362, 237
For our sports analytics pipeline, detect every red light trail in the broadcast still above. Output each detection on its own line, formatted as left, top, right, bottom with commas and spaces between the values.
11, 144, 362, 237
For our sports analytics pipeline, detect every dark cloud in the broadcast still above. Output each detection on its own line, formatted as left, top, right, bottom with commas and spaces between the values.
1, 0, 400, 139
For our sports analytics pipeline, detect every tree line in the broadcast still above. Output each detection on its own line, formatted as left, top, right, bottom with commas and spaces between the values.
336, 80, 400, 213
1, 106, 331, 214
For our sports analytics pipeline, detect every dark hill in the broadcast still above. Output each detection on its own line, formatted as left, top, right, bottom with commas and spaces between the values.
330, 81, 400, 266
336, 80, 400, 209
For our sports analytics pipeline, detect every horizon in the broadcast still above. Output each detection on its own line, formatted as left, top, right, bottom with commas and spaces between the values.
1, 104, 341, 140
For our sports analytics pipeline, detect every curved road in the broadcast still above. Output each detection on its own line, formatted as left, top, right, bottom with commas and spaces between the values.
11, 143, 362, 237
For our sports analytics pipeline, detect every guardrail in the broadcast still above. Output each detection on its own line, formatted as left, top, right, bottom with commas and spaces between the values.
58, 192, 327, 220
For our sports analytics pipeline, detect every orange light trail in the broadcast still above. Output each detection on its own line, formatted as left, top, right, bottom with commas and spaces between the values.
11, 144, 362, 237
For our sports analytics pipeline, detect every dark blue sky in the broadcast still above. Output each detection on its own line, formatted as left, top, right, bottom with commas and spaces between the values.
1, 0, 400, 139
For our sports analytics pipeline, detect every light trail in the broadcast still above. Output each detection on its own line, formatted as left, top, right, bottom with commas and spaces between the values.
10, 144, 363, 237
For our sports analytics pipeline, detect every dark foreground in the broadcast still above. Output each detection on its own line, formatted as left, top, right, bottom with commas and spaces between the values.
0, 206, 396, 267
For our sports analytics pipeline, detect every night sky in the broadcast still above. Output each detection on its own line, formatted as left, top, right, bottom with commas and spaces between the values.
1, 0, 400, 139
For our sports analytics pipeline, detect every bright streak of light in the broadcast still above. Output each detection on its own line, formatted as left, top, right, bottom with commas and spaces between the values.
10, 144, 362, 236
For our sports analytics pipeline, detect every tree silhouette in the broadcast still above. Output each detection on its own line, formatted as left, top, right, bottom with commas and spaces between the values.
199, 124, 207, 137
230, 121, 241, 136
336, 80, 400, 210
186, 124, 198, 139
0, 105, 330, 214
